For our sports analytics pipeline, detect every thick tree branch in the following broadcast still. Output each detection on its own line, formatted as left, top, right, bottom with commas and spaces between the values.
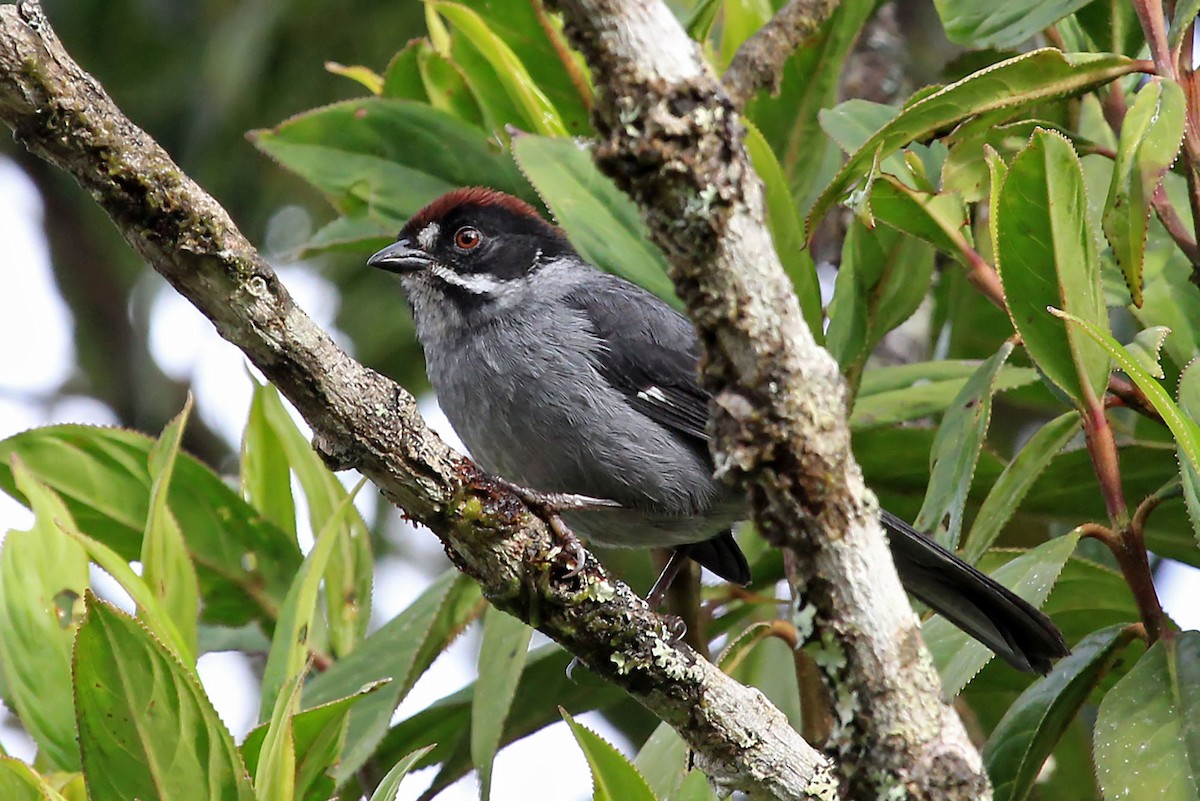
0, 3, 837, 798
723, 0, 840, 107
548, 0, 989, 797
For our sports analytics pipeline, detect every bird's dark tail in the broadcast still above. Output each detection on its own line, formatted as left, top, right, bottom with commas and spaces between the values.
882, 510, 1068, 674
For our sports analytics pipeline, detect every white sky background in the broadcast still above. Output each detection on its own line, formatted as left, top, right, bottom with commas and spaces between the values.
1, 155, 1199, 798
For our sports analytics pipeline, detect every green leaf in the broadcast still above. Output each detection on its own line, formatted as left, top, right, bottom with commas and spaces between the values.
1094, 632, 1200, 801
1125, 326, 1172, 380
431, 2, 567, 137
925, 531, 1079, 695
826, 220, 935, 391
241, 380, 297, 542
376, 644, 632, 796
562, 712, 657, 801
325, 62, 384, 94
808, 50, 1140, 232
368, 746, 437, 801
251, 98, 533, 229
472, 606, 532, 800
512, 135, 678, 302
0, 425, 302, 628
634, 722, 716, 801
747, 0, 874, 209
852, 360, 1037, 430
141, 396, 200, 662
868, 175, 975, 262
963, 412, 1081, 562
1170, 0, 1200, 51
933, 0, 1094, 48
72, 592, 255, 801
744, 119, 823, 341
380, 40, 427, 101
1050, 309, 1200, 494
254, 383, 371, 659
915, 342, 1014, 549
55, 508, 192, 662
242, 681, 389, 801
0, 757, 69, 801
254, 669, 303, 801
303, 570, 483, 782
985, 624, 1133, 801
1103, 80, 1186, 307
716, 0, 773, 70
997, 128, 1110, 406
259, 480, 365, 721
0, 460, 88, 771
1178, 360, 1200, 543
417, 41, 486, 128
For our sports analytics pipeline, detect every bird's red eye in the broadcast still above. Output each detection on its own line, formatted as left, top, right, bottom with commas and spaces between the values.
454, 226, 482, 251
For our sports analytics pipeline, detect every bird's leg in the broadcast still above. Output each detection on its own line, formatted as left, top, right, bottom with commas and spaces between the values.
646, 549, 689, 610
492, 476, 620, 578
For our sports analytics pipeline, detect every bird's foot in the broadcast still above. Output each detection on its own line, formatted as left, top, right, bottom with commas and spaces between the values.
494, 478, 619, 578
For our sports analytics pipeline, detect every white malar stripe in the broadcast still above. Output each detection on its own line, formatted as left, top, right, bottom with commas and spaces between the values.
637, 386, 668, 404
417, 222, 439, 251
428, 265, 503, 296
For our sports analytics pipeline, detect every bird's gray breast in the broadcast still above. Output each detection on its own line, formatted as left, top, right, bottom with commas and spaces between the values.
424, 305, 732, 548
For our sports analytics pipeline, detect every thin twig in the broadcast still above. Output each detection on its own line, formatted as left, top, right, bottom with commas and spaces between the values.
722, 0, 840, 107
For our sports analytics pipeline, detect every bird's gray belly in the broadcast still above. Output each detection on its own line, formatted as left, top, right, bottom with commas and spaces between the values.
429, 337, 736, 548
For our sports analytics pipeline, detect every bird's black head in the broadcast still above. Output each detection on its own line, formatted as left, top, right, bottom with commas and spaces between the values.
368, 187, 574, 304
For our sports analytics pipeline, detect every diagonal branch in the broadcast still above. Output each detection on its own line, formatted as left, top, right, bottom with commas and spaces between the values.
548, 0, 990, 797
0, 2, 835, 798
722, 0, 840, 107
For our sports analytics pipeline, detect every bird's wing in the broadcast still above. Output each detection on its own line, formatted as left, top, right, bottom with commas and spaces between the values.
564, 277, 711, 446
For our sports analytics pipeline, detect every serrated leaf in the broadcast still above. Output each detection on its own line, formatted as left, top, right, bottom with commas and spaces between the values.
852, 361, 1037, 430
933, 0, 1094, 48
826, 220, 935, 391
0, 460, 88, 772
142, 396, 200, 663
747, 0, 874, 208
963, 412, 1081, 562
1051, 308, 1200, 499
54, 509, 192, 662
1103, 80, 1186, 307
369, 745, 437, 801
259, 480, 365, 722
634, 722, 716, 801
253, 383, 371, 659
241, 381, 297, 542
72, 592, 254, 801
808, 50, 1140, 233
926, 531, 1079, 695
242, 681, 389, 801
1094, 632, 1200, 801
915, 341, 1014, 549
251, 98, 533, 230
0, 426, 301, 628
562, 712, 657, 801
380, 40, 427, 101
744, 119, 823, 341
0, 757, 69, 801
869, 175, 976, 263
997, 129, 1110, 406
472, 606, 532, 801
431, 1, 567, 137
985, 624, 1132, 801
1124, 326, 1172, 380
325, 62, 384, 94
1179, 360, 1200, 543
377, 645, 632, 798
303, 570, 483, 782
417, 41, 485, 128
255, 668, 303, 801
512, 135, 677, 302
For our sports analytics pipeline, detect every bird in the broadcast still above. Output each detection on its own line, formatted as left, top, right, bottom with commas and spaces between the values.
367, 186, 1069, 674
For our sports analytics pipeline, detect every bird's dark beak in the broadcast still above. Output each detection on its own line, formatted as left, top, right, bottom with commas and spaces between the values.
367, 239, 431, 273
